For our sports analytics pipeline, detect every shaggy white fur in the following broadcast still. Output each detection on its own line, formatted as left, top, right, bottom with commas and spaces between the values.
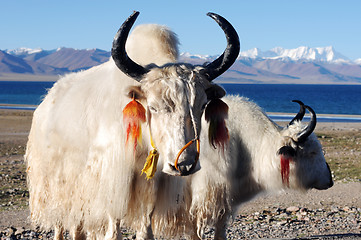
135, 95, 333, 240
26, 21, 332, 240
95, 94, 333, 240
187, 95, 333, 239
25, 23, 224, 239
99, 25, 332, 240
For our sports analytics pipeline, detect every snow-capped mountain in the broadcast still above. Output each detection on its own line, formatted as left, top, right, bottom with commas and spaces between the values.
2, 47, 110, 73
239, 48, 277, 59
33, 47, 110, 71
180, 52, 212, 60
239, 46, 350, 63
181, 46, 361, 84
1, 46, 361, 84
355, 58, 361, 65
6, 48, 57, 62
6, 47, 44, 56
0, 50, 65, 74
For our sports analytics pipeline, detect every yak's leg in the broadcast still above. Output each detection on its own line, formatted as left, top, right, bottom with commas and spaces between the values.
136, 218, 153, 240
54, 225, 64, 240
213, 212, 230, 240
104, 216, 122, 240
189, 229, 202, 240
136, 207, 155, 240
190, 235, 202, 240
72, 224, 86, 240
85, 231, 96, 240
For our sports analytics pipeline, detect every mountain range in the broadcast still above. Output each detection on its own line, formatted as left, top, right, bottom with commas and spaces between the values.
1, 46, 361, 84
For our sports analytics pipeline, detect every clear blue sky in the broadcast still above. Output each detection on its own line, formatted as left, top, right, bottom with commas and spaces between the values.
1, 0, 361, 60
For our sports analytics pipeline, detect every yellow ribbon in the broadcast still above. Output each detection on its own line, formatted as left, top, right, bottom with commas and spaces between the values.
141, 128, 159, 180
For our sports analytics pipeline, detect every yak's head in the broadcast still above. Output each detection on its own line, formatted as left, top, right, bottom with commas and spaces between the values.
113, 11, 239, 176
278, 100, 333, 190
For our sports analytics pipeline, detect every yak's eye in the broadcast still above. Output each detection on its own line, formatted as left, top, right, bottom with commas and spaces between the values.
148, 106, 158, 113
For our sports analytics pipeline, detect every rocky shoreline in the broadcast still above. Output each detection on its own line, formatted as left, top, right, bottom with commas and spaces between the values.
221, 206, 360, 239
1, 204, 360, 239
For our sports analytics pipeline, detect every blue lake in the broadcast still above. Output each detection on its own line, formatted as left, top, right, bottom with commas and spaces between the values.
0, 81, 55, 106
221, 84, 361, 115
1, 81, 361, 121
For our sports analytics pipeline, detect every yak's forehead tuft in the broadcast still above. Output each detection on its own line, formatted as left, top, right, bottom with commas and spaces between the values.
281, 120, 321, 150
281, 121, 304, 138
144, 63, 206, 81
140, 64, 210, 109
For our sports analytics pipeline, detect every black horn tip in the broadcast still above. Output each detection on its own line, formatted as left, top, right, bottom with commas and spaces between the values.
206, 12, 219, 20
129, 11, 140, 20
112, 11, 140, 54
288, 99, 306, 126
112, 11, 149, 81
297, 104, 317, 143
304, 105, 317, 120
203, 12, 240, 82
206, 12, 231, 25
292, 100, 305, 106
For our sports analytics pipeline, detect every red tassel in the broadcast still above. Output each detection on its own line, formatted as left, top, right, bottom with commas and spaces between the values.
123, 98, 146, 150
205, 99, 229, 151
280, 156, 291, 186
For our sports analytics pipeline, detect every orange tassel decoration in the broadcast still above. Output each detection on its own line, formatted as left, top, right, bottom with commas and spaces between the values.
280, 156, 291, 186
123, 98, 146, 150
277, 146, 296, 187
205, 99, 229, 151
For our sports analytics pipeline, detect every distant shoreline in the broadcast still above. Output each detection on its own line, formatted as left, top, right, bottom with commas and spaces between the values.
0, 104, 37, 111
1, 104, 361, 123
0, 73, 60, 82
217, 80, 361, 85
268, 113, 361, 123
1, 73, 361, 85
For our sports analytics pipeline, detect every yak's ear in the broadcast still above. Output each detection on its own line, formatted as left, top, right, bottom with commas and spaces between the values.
127, 86, 145, 100
277, 145, 296, 158
205, 98, 229, 151
206, 84, 226, 100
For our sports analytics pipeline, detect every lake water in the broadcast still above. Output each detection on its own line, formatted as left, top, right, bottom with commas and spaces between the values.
0, 81, 54, 106
222, 84, 361, 115
1, 81, 361, 122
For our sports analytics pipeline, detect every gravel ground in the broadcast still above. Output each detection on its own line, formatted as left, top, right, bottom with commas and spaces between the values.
0, 109, 360, 239
0, 157, 360, 239
1, 190, 360, 240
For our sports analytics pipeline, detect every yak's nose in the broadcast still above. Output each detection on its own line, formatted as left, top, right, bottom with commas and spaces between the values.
326, 163, 334, 188
162, 162, 200, 176
314, 162, 334, 190
176, 162, 200, 176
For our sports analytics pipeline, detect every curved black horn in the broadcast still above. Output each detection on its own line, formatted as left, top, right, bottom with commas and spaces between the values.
297, 105, 317, 143
112, 11, 149, 82
288, 100, 306, 126
202, 13, 240, 81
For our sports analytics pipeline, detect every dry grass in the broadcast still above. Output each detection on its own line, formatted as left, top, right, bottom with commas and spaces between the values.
317, 131, 361, 182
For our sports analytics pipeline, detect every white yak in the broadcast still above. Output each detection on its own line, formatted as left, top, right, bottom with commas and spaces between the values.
187, 96, 334, 239
25, 11, 240, 240
95, 95, 334, 240
98, 25, 333, 240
